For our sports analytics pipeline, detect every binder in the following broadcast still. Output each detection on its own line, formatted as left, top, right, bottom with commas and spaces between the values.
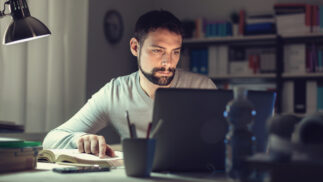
294, 80, 306, 113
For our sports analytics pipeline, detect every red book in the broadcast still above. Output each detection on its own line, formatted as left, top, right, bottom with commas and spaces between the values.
239, 10, 245, 35
274, 3, 307, 8
313, 5, 319, 32
305, 4, 312, 30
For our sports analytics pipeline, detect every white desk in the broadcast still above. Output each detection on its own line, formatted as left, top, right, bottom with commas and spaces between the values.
0, 162, 232, 182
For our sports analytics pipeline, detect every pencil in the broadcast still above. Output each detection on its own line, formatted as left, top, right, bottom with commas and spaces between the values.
146, 122, 152, 139
125, 111, 133, 138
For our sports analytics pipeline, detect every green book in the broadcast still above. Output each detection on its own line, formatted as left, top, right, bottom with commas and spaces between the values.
0, 137, 41, 148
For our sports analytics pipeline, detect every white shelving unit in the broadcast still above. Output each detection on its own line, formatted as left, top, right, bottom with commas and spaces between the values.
183, 34, 277, 44
183, 32, 323, 114
282, 72, 323, 78
212, 73, 276, 79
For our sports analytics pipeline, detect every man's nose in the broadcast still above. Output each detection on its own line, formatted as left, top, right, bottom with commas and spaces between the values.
161, 53, 172, 66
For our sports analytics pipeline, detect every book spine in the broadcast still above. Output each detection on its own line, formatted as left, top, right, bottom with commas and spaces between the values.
294, 80, 306, 113
305, 4, 312, 33
317, 84, 323, 111
306, 81, 317, 114
282, 81, 294, 113
306, 45, 311, 73
274, 3, 307, 8
218, 46, 229, 75
208, 46, 218, 77
319, 47, 323, 72
239, 10, 245, 35
190, 50, 199, 73
200, 49, 208, 75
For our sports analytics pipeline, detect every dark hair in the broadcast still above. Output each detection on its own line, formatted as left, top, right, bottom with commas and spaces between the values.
134, 10, 184, 44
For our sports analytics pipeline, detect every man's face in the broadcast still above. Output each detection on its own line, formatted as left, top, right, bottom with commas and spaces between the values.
137, 28, 182, 86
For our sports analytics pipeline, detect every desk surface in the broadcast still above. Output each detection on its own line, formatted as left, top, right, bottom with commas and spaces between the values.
0, 162, 232, 182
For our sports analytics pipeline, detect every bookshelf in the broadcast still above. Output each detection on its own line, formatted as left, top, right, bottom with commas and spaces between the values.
282, 72, 323, 79
182, 33, 323, 114
213, 73, 276, 79
183, 34, 277, 46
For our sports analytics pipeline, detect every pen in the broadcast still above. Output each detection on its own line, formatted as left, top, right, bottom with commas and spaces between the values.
131, 123, 138, 139
146, 122, 152, 139
125, 111, 133, 138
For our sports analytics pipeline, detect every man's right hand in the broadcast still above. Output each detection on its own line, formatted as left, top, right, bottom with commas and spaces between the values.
77, 134, 115, 158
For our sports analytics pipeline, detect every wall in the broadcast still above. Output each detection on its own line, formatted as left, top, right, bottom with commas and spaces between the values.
86, 0, 153, 99
153, 0, 323, 20
86, 0, 153, 143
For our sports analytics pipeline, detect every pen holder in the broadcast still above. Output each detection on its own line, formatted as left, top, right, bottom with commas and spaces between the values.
122, 138, 156, 177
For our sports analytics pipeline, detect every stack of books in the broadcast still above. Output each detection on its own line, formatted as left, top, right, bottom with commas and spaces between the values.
274, 3, 323, 35
284, 44, 323, 74
193, 18, 233, 38
0, 137, 41, 173
245, 14, 276, 35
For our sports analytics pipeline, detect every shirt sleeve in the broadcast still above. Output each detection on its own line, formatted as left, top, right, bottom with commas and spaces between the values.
42, 83, 111, 149
204, 78, 217, 89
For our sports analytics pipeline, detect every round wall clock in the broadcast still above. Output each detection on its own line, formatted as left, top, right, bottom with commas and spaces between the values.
103, 10, 124, 44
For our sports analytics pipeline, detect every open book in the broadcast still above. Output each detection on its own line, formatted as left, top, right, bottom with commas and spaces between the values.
38, 149, 123, 167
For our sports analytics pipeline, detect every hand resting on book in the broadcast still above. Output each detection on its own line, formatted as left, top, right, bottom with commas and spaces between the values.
77, 134, 115, 158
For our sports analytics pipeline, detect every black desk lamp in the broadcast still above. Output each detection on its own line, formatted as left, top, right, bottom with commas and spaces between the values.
0, 0, 51, 45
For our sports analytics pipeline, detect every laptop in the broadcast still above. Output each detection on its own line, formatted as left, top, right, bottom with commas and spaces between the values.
151, 88, 276, 172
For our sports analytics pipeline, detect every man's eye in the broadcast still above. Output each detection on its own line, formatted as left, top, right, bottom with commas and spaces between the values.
152, 49, 162, 53
174, 51, 180, 55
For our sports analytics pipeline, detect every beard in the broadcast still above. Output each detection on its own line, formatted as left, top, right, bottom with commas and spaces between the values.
137, 47, 176, 86
139, 65, 176, 86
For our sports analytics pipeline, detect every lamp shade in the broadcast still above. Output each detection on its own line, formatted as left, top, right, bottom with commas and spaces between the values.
3, 0, 51, 45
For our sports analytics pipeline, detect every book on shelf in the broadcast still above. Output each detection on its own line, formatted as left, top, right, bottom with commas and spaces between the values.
294, 80, 306, 113
246, 14, 275, 24
224, 82, 276, 91
239, 10, 245, 36
284, 43, 323, 74
207, 46, 228, 77
282, 81, 323, 114
194, 17, 204, 38
204, 20, 232, 38
38, 149, 123, 168
228, 47, 276, 75
245, 14, 276, 35
282, 81, 294, 113
190, 48, 208, 75
274, 3, 323, 34
317, 83, 323, 112
306, 81, 317, 114
284, 44, 306, 73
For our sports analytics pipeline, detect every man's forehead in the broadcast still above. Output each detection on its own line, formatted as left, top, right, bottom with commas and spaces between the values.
144, 29, 182, 46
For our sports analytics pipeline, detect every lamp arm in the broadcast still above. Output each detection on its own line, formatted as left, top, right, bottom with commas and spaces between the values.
0, 0, 10, 18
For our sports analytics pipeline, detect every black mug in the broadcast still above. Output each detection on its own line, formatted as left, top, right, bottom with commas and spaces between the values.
122, 138, 156, 177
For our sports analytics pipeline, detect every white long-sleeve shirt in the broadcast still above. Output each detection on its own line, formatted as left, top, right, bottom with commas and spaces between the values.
42, 69, 216, 149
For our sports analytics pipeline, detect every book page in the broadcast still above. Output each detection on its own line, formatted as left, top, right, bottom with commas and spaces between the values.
48, 149, 123, 161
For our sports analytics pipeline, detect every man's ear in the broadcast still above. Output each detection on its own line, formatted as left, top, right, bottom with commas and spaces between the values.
130, 38, 140, 57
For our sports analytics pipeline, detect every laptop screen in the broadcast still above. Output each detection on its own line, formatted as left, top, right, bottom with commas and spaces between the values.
151, 88, 276, 172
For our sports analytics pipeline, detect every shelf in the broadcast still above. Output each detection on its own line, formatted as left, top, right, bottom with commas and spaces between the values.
282, 73, 323, 79
280, 32, 323, 39
183, 35, 277, 47
211, 73, 276, 79
183, 33, 323, 46
280, 32, 323, 43
280, 112, 306, 118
